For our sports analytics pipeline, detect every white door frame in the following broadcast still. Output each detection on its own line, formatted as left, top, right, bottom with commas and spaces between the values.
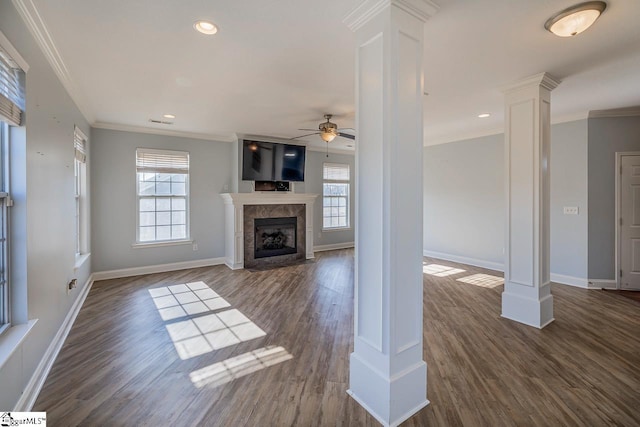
615, 151, 640, 289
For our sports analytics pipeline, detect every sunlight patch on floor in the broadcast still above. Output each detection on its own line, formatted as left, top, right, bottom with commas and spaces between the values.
149, 281, 231, 321
149, 282, 266, 360
423, 263, 466, 277
457, 273, 503, 288
189, 346, 293, 389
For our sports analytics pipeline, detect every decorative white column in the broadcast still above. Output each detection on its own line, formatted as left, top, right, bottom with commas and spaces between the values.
502, 72, 560, 329
344, 1, 437, 425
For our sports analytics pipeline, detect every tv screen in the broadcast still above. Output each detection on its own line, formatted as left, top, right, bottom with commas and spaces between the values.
242, 140, 306, 182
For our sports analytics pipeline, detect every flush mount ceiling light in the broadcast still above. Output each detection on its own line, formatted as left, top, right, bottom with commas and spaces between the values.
545, 1, 606, 37
163, 114, 176, 119
478, 113, 490, 118
194, 20, 218, 35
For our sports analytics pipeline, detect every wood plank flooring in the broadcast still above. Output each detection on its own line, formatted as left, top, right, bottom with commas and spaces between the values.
35, 250, 640, 426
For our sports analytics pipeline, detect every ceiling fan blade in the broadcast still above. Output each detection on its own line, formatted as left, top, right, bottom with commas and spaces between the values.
338, 132, 356, 140
290, 132, 320, 140
298, 128, 318, 131
338, 127, 355, 132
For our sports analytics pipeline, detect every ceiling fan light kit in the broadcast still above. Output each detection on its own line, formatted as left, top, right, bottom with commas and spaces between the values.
291, 114, 355, 144
545, 1, 606, 37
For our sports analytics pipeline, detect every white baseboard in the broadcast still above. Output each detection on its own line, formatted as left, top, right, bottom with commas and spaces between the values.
14, 274, 94, 411
422, 249, 504, 272
587, 279, 617, 290
550, 273, 589, 288
93, 257, 226, 281
314, 242, 355, 253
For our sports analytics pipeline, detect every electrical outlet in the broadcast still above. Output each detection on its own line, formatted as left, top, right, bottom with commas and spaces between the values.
193, 243, 198, 251
67, 278, 77, 294
563, 206, 579, 215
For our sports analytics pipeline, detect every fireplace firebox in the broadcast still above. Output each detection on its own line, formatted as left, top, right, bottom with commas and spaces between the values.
254, 217, 297, 259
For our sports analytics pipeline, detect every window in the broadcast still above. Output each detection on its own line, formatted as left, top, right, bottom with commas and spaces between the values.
323, 163, 350, 230
0, 34, 25, 334
0, 123, 9, 334
136, 148, 190, 243
74, 126, 88, 257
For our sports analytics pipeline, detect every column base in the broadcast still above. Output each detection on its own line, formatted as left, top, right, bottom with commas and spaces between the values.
348, 352, 429, 427
502, 290, 554, 329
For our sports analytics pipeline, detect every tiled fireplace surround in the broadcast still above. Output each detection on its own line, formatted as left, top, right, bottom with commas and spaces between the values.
220, 193, 318, 269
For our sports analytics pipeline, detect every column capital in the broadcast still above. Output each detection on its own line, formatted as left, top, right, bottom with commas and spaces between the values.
344, 0, 439, 32
501, 72, 561, 94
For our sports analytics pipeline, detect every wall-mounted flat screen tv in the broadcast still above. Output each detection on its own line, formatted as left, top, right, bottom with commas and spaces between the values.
242, 140, 306, 182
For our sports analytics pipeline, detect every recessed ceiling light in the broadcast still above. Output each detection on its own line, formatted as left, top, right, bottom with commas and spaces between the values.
545, 1, 606, 37
163, 114, 176, 119
478, 113, 490, 118
194, 20, 218, 35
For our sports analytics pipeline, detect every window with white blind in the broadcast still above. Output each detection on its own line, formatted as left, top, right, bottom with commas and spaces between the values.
0, 40, 25, 127
136, 148, 190, 243
0, 33, 24, 335
323, 163, 350, 230
74, 126, 88, 257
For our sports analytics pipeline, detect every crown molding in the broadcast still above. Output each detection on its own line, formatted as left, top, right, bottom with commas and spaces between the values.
344, 0, 439, 32
424, 111, 590, 147
501, 72, 561, 94
12, 0, 95, 123
0, 30, 29, 72
424, 126, 504, 147
588, 106, 640, 118
92, 122, 236, 143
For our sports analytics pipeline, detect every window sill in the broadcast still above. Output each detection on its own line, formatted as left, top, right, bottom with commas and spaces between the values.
0, 319, 38, 370
74, 253, 91, 271
322, 227, 352, 232
132, 239, 193, 249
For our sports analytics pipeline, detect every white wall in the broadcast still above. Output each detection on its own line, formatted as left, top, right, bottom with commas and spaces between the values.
90, 128, 233, 272
423, 120, 589, 283
0, 1, 92, 409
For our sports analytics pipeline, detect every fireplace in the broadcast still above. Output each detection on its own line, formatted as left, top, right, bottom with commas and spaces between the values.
254, 217, 297, 259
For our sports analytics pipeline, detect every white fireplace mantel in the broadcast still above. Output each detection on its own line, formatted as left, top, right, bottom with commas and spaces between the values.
220, 192, 318, 269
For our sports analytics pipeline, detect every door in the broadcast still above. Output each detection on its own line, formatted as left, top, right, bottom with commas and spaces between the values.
620, 154, 640, 290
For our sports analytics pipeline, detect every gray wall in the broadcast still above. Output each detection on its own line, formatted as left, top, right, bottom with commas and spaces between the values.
305, 150, 356, 247
232, 137, 355, 248
0, 1, 92, 409
423, 134, 504, 266
588, 116, 640, 280
90, 128, 232, 272
423, 120, 589, 281
550, 120, 588, 279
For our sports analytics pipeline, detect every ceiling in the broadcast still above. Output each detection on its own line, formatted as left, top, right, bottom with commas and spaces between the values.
21, 0, 640, 150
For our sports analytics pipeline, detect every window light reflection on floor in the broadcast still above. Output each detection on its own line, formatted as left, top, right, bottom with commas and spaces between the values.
190, 346, 293, 389
149, 281, 266, 360
457, 273, 504, 288
422, 263, 466, 277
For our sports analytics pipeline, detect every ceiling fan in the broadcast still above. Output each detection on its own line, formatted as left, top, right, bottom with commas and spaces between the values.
291, 114, 356, 143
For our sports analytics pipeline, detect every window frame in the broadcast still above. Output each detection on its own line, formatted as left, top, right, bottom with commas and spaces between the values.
0, 122, 10, 335
135, 148, 191, 246
73, 126, 88, 259
322, 162, 351, 231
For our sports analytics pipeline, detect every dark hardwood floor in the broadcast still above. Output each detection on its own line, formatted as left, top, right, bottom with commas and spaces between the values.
35, 250, 640, 426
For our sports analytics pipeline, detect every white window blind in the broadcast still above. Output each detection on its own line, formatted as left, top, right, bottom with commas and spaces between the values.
323, 163, 350, 229
136, 148, 189, 174
74, 126, 87, 163
0, 46, 25, 126
323, 163, 350, 181
136, 148, 190, 243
